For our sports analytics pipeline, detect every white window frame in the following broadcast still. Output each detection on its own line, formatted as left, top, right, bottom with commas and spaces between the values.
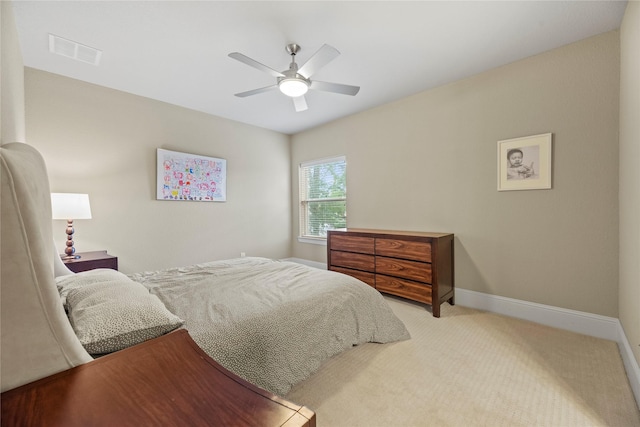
298, 156, 346, 245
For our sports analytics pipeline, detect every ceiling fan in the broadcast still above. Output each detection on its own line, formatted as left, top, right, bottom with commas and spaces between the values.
228, 43, 360, 112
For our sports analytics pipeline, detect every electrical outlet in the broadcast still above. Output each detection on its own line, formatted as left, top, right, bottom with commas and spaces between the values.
240, 252, 246, 258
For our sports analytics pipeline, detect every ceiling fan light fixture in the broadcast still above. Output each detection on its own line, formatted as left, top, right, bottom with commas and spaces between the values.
279, 78, 309, 97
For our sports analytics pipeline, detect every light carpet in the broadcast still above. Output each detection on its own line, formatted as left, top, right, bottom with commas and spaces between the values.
286, 296, 640, 427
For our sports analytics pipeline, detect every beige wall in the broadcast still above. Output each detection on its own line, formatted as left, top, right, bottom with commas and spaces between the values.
619, 1, 640, 366
1, 1, 26, 144
9, 0, 639, 370
292, 31, 620, 317
26, 69, 291, 273
15, 2, 632, 323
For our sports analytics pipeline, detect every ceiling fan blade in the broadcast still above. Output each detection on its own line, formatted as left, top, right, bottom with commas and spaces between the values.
234, 84, 278, 98
297, 44, 340, 79
293, 95, 308, 112
228, 52, 284, 78
310, 80, 360, 96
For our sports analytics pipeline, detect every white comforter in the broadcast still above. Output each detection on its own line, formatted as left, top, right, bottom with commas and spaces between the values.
129, 257, 410, 395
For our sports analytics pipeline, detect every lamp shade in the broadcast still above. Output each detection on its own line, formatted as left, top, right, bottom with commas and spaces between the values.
51, 193, 92, 220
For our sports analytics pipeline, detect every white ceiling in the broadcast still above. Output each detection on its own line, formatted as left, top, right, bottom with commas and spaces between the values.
12, 1, 627, 135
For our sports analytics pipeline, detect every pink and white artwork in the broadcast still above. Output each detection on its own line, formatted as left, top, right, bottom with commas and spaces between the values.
157, 149, 227, 201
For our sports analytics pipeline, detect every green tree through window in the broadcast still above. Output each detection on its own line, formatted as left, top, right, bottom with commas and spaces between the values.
299, 157, 346, 238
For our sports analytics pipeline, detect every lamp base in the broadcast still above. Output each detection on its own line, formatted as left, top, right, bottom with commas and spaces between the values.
63, 219, 80, 260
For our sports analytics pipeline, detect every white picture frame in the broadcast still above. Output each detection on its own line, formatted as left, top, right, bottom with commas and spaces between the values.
497, 133, 552, 191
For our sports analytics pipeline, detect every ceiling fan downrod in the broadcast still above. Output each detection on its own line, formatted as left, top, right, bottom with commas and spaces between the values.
279, 43, 309, 97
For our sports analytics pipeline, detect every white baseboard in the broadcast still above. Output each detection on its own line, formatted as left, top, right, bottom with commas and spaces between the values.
456, 288, 640, 409
283, 259, 640, 407
617, 322, 640, 409
455, 288, 619, 340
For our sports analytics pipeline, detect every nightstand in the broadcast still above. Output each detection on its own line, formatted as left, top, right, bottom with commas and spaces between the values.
62, 250, 118, 273
1, 330, 316, 426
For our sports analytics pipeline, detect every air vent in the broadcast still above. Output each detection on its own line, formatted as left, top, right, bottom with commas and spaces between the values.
48, 34, 102, 66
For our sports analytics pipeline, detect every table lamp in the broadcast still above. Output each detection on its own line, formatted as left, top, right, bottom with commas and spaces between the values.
51, 193, 92, 259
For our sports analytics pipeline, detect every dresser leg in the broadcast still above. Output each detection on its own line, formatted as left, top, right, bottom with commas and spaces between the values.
432, 303, 441, 318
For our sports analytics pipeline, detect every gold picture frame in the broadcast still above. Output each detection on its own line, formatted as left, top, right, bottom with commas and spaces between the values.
497, 133, 552, 191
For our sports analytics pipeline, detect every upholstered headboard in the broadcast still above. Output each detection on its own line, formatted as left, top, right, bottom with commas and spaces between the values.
1, 142, 92, 392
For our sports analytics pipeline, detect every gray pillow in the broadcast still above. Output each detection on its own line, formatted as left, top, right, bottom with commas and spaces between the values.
64, 270, 183, 355
56, 268, 127, 307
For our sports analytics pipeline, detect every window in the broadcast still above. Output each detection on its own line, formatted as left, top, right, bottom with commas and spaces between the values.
299, 156, 346, 242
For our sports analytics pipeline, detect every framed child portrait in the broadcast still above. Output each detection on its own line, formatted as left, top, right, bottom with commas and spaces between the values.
497, 133, 552, 191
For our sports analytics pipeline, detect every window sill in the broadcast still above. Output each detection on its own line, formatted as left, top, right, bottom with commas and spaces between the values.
297, 237, 327, 246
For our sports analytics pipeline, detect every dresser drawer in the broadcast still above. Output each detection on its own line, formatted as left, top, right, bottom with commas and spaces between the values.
330, 235, 375, 254
375, 239, 431, 263
376, 274, 432, 304
330, 251, 375, 272
375, 256, 432, 283
330, 266, 376, 288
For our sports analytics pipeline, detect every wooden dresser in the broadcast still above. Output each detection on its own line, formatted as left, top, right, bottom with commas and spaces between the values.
1, 329, 315, 427
327, 228, 454, 317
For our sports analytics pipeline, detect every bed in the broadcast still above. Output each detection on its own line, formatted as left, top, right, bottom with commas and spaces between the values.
1, 142, 409, 402
55, 256, 409, 396
128, 257, 410, 395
